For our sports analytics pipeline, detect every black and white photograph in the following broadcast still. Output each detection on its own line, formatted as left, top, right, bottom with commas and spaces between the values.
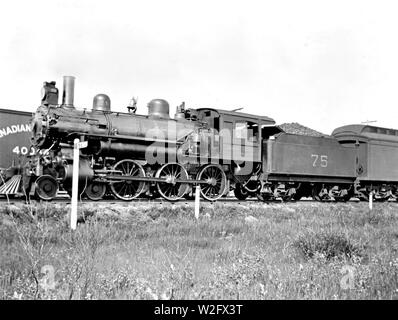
0, 0, 397, 308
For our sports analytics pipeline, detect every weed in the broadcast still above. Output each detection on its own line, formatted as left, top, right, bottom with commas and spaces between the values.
295, 231, 363, 261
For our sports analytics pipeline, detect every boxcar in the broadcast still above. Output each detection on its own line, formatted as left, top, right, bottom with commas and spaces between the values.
0, 108, 34, 170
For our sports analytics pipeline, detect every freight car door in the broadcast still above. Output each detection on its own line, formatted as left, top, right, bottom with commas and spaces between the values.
356, 142, 368, 179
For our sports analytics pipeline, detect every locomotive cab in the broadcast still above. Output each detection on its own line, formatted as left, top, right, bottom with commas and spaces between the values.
195, 108, 277, 166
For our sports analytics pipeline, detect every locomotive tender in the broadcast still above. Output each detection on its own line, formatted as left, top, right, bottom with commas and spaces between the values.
2, 75, 398, 202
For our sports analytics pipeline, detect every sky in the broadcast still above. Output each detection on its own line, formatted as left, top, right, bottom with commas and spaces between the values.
0, 0, 397, 134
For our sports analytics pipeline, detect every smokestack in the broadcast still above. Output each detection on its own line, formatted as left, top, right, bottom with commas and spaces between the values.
61, 76, 75, 108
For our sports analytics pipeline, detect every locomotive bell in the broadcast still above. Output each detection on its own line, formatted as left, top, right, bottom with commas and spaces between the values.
147, 99, 170, 119
93, 94, 111, 111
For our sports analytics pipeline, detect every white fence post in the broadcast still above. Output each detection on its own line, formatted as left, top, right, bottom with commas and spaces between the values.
194, 185, 201, 220
71, 139, 88, 230
71, 139, 80, 230
369, 190, 373, 211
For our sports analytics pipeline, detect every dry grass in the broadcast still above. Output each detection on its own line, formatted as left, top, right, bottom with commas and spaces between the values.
0, 201, 398, 299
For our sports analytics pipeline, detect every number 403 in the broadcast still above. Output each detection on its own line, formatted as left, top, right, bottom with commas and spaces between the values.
12, 146, 36, 156
312, 154, 328, 167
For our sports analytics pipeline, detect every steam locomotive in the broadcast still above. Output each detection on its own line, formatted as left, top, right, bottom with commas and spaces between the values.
27, 76, 281, 202
2, 75, 398, 202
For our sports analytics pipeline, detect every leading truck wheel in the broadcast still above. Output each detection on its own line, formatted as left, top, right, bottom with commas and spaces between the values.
35, 175, 58, 201
110, 159, 145, 200
197, 164, 227, 201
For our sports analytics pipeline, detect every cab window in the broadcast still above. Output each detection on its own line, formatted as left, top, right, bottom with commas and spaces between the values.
234, 121, 259, 142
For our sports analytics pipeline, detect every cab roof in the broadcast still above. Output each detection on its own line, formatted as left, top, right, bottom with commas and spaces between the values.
196, 107, 275, 124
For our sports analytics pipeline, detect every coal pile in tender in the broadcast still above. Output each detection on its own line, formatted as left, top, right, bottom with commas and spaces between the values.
278, 122, 327, 137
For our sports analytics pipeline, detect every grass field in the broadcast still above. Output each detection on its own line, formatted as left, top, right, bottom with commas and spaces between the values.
0, 201, 397, 299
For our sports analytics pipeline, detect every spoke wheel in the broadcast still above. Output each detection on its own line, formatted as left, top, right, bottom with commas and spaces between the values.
35, 175, 58, 200
85, 181, 106, 201
197, 164, 227, 201
156, 163, 189, 201
110, 159, 145, 201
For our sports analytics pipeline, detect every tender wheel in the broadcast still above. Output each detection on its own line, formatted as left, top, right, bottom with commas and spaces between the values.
374, 188, 391, 202
312, 185, 330, 201
110, 159, 145, 200
85, 181, 106, 201
334, 188, 353, 202
197, 164, 227, 201
35, 175, 58, 200
156, 163, 189, 201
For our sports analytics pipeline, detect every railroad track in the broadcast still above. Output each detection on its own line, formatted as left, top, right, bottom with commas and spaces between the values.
0, 197, 263, 205
0, 196, 379, 206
